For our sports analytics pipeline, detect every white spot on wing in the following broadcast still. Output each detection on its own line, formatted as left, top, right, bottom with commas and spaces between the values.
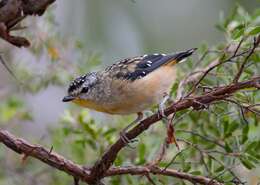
178, 59, 187, 63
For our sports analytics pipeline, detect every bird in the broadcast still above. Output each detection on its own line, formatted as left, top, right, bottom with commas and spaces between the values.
63, 48, 197, 143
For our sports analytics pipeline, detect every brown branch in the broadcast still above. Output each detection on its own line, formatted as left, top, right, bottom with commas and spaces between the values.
0, 129, 93, 182
107, 166, 223, 185
88, 76, 260, 184
0, 0, 55, 47
0, 129, 223, 185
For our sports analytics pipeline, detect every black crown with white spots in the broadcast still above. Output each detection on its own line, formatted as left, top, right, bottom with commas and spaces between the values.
68, 75, 87, 94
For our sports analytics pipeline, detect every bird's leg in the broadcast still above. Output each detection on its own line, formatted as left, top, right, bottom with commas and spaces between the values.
158, 93, 170, 120
120, 112, 143, 147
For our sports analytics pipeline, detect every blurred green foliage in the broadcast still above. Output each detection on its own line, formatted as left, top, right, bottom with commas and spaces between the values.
0, 4, 260, 185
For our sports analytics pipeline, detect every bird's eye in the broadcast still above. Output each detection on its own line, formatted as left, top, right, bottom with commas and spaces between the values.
81, 87, 89, 93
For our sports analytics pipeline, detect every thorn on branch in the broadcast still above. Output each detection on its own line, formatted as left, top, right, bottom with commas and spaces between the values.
49, 146, 53, 154
145, 174, 157, 185
21, 153, 29, 164
21, 146, 37, 164
73, 177, 79, 185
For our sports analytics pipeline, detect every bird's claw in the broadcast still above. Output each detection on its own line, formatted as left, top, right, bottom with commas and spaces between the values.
158, 93, 170, 121
120, 131, 138, 149
158, 108, 167, 120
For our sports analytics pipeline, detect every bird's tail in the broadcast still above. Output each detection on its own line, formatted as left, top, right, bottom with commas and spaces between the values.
166, 48, 197, 65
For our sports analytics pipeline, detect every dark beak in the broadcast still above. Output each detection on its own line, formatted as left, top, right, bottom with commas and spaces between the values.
62, 95, 75, 102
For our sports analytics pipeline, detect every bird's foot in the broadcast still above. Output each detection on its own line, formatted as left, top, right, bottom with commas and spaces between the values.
119, 131, 139, 149
158, 93, 170, 121
118, 112, 143, 148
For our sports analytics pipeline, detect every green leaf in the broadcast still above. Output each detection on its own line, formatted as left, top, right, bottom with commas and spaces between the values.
245, 141, 258, 152
62, 127, 72, 136
223, 118, 229, 136
225, 121, 239, 138
137, 143, 146, 165
114, 155, 123, 166
229, 121, 239, 133
85, 139, 97, 150
251, 53, 260, 63
170, 82, 178, 96
247, 26, 260, 36
250, 153, 260, 160
190, 171, 202, 175
231, 29, 245, 40
103, 128, 117, 137
215, 165, 225, 173
240, 157, 255, 169
224, 141, 233, 153
82, 123, 97, 139
183, 163, 191, 172
247, 154, 259, 164
74, 139, 86, 148
242, 124, 249, 144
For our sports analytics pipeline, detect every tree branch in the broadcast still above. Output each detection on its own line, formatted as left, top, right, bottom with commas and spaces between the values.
0, 129, 223, 185
0, 129, 93, 182
0, 0, 55, 47
106, 166, 223, 185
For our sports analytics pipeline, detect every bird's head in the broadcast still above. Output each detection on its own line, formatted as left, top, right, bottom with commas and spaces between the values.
62, 72, 98, 103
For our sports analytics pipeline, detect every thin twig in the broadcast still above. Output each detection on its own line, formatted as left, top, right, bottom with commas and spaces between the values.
176, 129, 225, 149
163, 147, 190, 171
0, 54, 20, 83
233, 35, 260, 83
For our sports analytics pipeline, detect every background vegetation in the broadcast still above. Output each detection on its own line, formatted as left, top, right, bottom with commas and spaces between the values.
0, 1, 259, 185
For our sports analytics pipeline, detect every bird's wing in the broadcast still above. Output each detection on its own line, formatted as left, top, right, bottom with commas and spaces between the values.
105, 48, 196, 81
